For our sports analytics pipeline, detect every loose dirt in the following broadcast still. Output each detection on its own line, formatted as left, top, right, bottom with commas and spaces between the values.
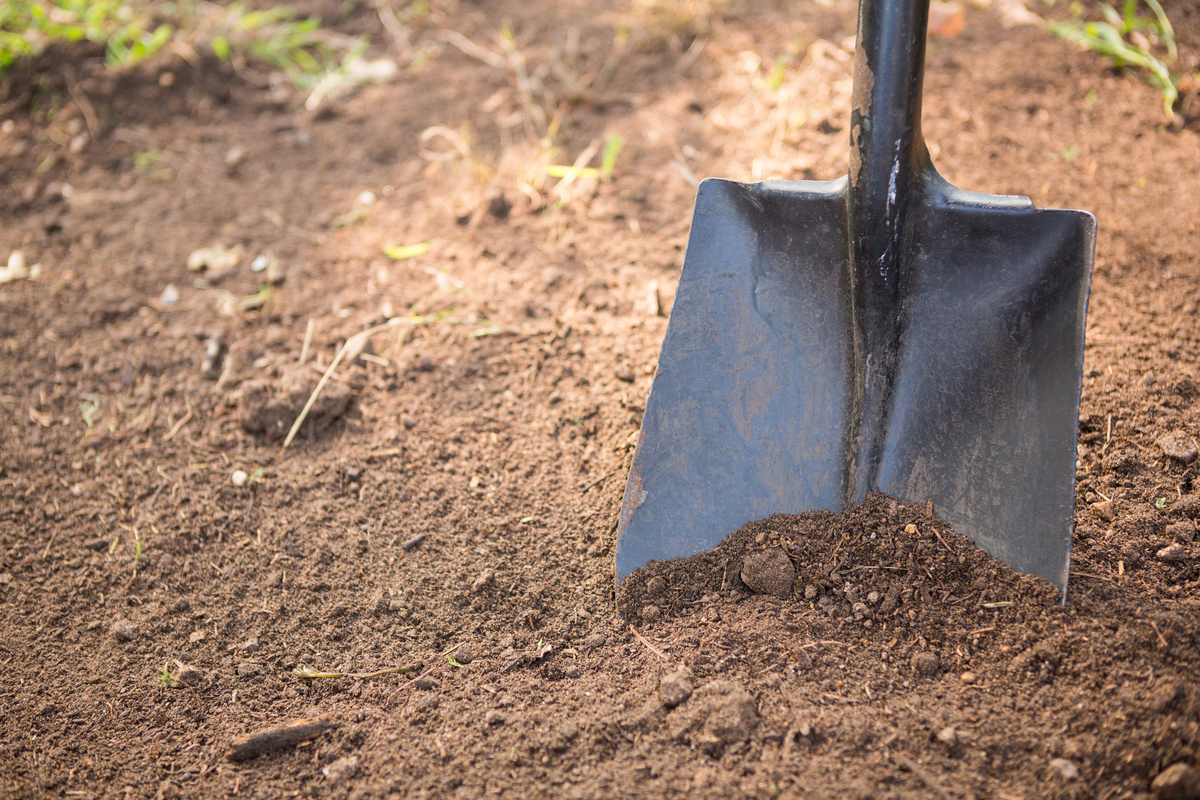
2, 0, 1200, 798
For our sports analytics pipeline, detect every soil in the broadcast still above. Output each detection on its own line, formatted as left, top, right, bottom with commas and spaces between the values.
2, 0, 1200, 798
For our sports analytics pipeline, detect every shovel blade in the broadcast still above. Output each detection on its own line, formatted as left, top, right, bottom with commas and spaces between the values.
616, 177, 1094, 593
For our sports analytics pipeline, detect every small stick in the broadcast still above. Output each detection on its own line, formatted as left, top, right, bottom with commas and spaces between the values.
582, 468, 620, 492
401, 534, 425, 551
932, 529, 956, 555
283, 321, 397, 450
896, 753, 951, 799
293, 663, 423, 681
629, 625, 668, 661
968, 626, 996, 635
1150, 621, 1169, 649
163, 400, 194, 442
299, 319, 314, 364
227, 715, 341, 762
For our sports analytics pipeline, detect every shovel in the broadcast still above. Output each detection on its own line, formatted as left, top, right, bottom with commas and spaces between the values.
615, 0, 1094, 595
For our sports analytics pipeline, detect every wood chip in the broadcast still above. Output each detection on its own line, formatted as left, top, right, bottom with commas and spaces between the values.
227, 715, 341, 762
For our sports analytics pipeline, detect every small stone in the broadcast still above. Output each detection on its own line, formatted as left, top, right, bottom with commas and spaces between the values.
322, 756, 358, 784
659, 667, 694, 708
189, 630, 206, 643
240, 637, 260, 654
1049, 758, 1080, 781
485, 710, 506, 726
911, 652, 940, 677
159, 284, 179, 306
960, 671, 977, 684
904, 523, 918, 534
645, 576, 667, 598
1157, 543, 1188, 563
867, 591, 880, 604
265, 256, 285, 285
804, 584, 818, 601
173, 598, 190, 613
1151, 762, 1200, 800
231, 469, 248, 487
401, 414, 417, 430
565, 666, 581, 679
236, 662, 261, 678
739, 549, 796, 598
1158, 433, 1199, 464
1091, 499, 1115, 522
111, 619, 136, 641
1169, 520, 1196, 543
451, 643, 475, 665
614, 366, 635, 383
417, 694, 440, 711
936, 726, 957, 745
175, 664, 203, 686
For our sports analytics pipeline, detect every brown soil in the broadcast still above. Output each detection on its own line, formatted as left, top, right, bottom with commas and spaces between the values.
2, 0, 1200, 798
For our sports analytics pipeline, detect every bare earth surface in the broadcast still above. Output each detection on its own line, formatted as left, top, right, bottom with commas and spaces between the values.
2, 0, 1200, 798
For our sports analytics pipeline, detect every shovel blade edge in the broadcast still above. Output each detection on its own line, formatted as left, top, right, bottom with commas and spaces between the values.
615, 177, 1095, 595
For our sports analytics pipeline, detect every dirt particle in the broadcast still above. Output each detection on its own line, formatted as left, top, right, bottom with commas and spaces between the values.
322, 756, 358, 784
936, 726, 957, 745
485, 710, 506, 726
960, 671, 976, 684
911, 652, 940, 677
1171, 495, 1200, 519
1169, 520, 1196, 543
641, 604, 661, 621
471, 570, 496, 593
659, 666, 694, 708
174, 663, 204, 687
739, 549, 796, 598
670, 680, 759, 756
1151, 763, 1199, 800
111, 619, 136, 642
1102, 447, 1145, 475
644, 576, 667, 598
231, 469, 248, 487
1050, 758, 1080, 781
1157, 433, 1199, 464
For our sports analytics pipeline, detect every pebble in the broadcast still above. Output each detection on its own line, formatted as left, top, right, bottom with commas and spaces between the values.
1157, 543, 1188, 563
417, 694, 440, 711
240, 637, 260, 653
936, 726, 957, 745
231, 469, 248, 487
739, 549, 796, 598
911, 652, 940, 677
960, 671, 977, 684
659, 667, 695, 708
175, 664, 204, 686
471, 570, 496, 593
111, 619, 136, 641
1049, 758, 1080, 781
1158, 433, 1199, 464
645, 576, 667, 598
1151, 762, 1199, 800
401, 414, 417, 430
565, 666, 581, 679
485, 710, 506, 726
159, 284, 179, 306
451, 643, 475, 665
322, 756, 358, 784
1091, 499, 1115, 522
614, 366, 636, 383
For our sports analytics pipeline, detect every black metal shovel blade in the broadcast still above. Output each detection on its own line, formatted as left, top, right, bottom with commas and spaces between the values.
615, 177, 1095, 593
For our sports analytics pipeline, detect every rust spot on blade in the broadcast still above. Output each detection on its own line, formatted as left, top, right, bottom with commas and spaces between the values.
618, 428, 648, 535
849, 41, 874, 189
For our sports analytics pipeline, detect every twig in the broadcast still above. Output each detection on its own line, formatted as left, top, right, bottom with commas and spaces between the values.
895, 753, 951, 799
629, 625, 668, 661
933, 529, 956, 555
582, 468, 620, 492
299, 319, 314, 364
967, 626, 996, 635
227, 715, 341, 761
401, 534, 425, 551
1150, 621, 1169, 649
439, 29, 508, 70
163, 399, 194, 442
283, 320, 399, 449
293, 663, 423, 680
62, 65, 100, 142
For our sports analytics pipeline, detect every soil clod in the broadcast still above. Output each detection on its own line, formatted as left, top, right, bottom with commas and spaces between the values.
739, 548, 796, 598
658, 666, 694, 708
1152, 763, 1200, 800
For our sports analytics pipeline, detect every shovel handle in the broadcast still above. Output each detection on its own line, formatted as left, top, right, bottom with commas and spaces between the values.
846, 0, 933, 498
